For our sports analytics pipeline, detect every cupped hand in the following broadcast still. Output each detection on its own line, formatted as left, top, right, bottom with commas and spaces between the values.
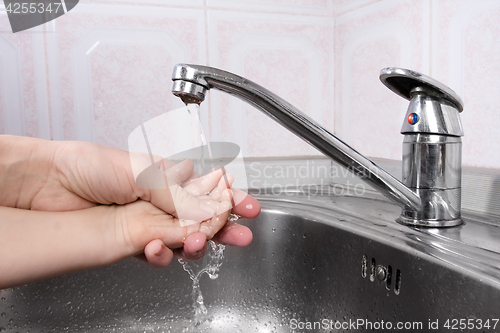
139, 161, 260, 266
114, 177, 260, 268
151, 188, 260, 265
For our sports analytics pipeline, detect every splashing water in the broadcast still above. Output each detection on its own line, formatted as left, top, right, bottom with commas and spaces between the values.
178, 240, 226, 324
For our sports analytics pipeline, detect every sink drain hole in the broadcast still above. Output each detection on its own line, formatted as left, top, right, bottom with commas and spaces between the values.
361, 255, 367, 278
386, 265, 393, 290
394, 269, 402, 295
369, 258, 376, 282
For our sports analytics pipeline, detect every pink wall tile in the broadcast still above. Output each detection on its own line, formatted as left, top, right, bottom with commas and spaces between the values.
434, 0, 500, 168
51, 5, 205, 150
0, 14, 39, 137
208, 11, 334, 157
89, 44, 173, 150
335, 0, 428, 161
243, 48, 312, 156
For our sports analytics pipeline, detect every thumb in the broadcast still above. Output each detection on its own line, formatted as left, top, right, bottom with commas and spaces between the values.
142, 239, 174, 268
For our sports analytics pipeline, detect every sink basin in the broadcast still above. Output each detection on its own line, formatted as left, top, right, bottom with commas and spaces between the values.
1, 190, 499, 332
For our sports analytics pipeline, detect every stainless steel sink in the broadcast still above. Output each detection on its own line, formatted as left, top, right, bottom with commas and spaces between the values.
1, 189, 499, 332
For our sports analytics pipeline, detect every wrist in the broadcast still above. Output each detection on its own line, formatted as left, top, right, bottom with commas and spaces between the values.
84, 204, 129, 266
99, 204, 141, 263
0, 135, 59, 208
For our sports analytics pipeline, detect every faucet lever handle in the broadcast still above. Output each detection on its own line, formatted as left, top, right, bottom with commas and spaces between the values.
380, 68, 464, 137
379, 68, 463, 112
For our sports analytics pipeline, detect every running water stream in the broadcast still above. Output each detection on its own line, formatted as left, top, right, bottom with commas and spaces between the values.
186, 103, 212, 176
178, 104, 239, 325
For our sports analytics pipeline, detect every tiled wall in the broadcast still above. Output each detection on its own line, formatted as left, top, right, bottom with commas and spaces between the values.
0, 0, 499, 169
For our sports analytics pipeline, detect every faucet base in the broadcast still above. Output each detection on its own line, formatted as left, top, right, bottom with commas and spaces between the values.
396, 215, 464, 228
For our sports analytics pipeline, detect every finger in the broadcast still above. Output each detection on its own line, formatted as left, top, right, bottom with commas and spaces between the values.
180, 172, 200, 187
181, 165, 222, 187
169, 172, 237, 221
148, 160, 220, 220
164, 159, 195, 186
182, 166, 226, 197
156, 219, 201, 250
189, 172, 234, 203
143, 239, 174, 268
232, 188, 261, 219
134, 158, 181, 190
199, 189, 232, 239
174, 232, 208, 261
151, 183, 220, 221
147, 159, 194, 213
170, 186, 221, 221
212, 221, 253, 247
209, 173, 234, 201
131, 202, 201, 250
155, 158, 176, 172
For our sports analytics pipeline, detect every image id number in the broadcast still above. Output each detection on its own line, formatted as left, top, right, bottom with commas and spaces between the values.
6, 2, 63, 14
444, 318, 499, 330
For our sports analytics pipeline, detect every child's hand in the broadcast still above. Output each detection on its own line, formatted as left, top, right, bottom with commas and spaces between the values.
132, 160, 259, 267
142, 187, 260, 267
112, 191, 232, 267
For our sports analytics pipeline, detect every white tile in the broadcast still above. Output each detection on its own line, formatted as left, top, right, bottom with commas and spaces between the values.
433, 0, 500, 168
46, 4, 206, 149
334, 0, 429, 161
0, 31, 25, 135
46, 19, 64, 140
32, 25, 51, 140
0, 10, 43, 137
207, 10, 334, 158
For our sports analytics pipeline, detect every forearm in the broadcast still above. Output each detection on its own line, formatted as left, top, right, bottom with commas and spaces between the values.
0, 205, 122, 289
0, 135, 59, 209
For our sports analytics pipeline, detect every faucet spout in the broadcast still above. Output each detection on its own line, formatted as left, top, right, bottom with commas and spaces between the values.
172, 64, 464, 227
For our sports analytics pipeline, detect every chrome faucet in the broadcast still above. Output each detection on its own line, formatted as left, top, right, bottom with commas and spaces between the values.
171, 64, 464, 228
